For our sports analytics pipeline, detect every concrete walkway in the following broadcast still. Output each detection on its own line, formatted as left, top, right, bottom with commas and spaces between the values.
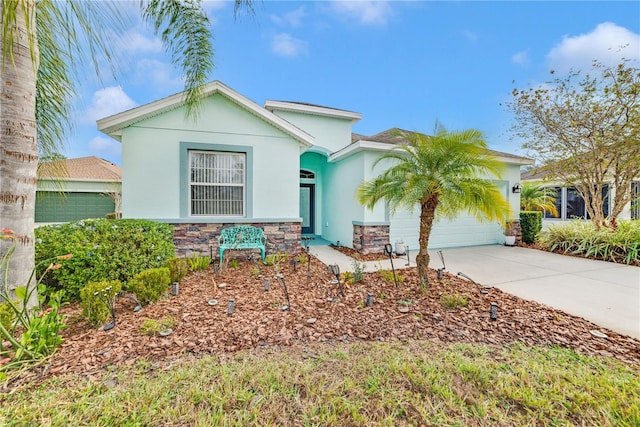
309, 244, 640, 339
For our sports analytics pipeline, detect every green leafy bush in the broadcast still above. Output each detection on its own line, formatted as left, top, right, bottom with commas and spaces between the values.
35, 219, 175, 301
187, 253, 211, 271
127, 268, 171, 305
520, 211, 543, 244
166, 258, 189, 283
79, 280, 122, 327
541, 220, 640, 265
440, 292, 469, 309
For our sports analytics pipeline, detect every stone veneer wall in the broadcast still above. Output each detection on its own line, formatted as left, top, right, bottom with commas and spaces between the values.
172, 222, 301, 260
352, 224, 390, 255
505, 220, 522, 243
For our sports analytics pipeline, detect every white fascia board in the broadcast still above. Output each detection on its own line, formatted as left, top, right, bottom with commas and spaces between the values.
38, 178, 121, 184
97, 81, 315, 148
265, 100, 362, 123
329, 140, 397, 162
493, 155, 535, 166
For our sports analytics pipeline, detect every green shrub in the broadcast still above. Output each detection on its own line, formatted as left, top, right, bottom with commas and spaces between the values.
0, 301, 16, 332
439, 292, 469, 309
187, 253, 211, 271
140, 316, 177, 336
378, 269, 405, 284
35, 219, 175, 301
166, 258, 189, 283
79, 280, 122, 327
541, 220, 640, 265
520, 211, 543, 244
127, 267, 171, 305
351, 260, 365, 283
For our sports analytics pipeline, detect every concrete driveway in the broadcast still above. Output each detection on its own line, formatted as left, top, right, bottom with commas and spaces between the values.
427, 245, 640, 339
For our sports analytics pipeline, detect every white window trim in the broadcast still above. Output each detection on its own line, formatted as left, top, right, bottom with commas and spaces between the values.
188, 150, 246, 217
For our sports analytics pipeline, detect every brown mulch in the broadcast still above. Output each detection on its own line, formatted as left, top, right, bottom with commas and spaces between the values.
330, 245, 395, 262
25, 255, 640, 384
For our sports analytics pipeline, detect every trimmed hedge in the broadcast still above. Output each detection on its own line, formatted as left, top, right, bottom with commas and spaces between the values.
35, 219, 175, 301
520, 211, 543, 244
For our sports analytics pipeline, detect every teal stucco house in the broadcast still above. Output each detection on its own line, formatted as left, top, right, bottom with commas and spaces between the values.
97, 81, 532, 257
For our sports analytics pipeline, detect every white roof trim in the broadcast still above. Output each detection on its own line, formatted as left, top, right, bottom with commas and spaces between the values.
38, 177, 121, 183
331, 139, 535, 165
97, 81, 314, 147
330, 140, 396, 162
265, 100, 362, 122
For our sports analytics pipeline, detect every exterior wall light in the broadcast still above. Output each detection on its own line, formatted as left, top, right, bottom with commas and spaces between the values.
512, 183, 521, 193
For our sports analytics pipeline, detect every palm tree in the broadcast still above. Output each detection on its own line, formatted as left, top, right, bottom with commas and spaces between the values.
1, 0, 251, 303
520, 182, 559, 217
357, 126, 512, 285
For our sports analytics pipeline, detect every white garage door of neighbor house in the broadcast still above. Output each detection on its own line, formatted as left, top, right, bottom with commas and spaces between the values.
389, 206, 501, 251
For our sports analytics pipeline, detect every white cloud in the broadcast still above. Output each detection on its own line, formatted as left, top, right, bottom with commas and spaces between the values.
547, 22, 640, 73
89, 136, 122, 157
115, 30, 163, 56
271, 33, 309, 57
330, 0, 392, 26
512, 50, 530, 66
271, 6, 306, 27
83, 86, 137, 124
133, 58, 184, 90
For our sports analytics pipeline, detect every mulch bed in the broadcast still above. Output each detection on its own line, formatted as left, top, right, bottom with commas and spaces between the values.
330, 245, 396, 262
16, 255, 640, 387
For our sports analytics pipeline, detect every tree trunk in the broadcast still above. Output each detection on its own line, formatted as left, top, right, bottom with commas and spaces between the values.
415, 193, 439, 286
1, 1, 39, 306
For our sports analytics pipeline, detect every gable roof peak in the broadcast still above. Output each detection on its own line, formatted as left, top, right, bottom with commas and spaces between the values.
265, 100, 362, 122
97, 81, 314, 148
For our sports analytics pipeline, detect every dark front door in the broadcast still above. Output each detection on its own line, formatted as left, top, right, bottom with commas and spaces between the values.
300, 184, 315, 234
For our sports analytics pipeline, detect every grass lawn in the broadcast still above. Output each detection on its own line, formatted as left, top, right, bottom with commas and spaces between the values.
1, 340, 638, 426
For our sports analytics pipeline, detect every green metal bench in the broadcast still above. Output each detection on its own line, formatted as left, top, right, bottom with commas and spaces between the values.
218, 225, 267, 265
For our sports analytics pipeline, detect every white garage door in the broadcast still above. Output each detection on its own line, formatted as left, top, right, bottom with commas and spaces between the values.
389, 206, 501, 251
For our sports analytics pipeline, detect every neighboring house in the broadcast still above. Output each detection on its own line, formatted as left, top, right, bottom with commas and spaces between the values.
36, 156, 122, 224
97, 81, 532, 257
521, 169, 640, 225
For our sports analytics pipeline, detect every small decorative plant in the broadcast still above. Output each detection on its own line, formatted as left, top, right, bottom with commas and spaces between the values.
341, 271, 355, 285
351, 260, 365, 283
439, 292, 469, 309
140, 316, 177, 336
166, 257, 189, 283
264, 252, 288, 267
188, 253, 211, 271
379, 269, 404, 284
79, 280, 122, 327
229, 259, 240, 269
127, 267, 171, 305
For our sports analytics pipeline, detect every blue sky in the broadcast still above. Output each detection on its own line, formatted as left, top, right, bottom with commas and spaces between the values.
66, 1, 640, 165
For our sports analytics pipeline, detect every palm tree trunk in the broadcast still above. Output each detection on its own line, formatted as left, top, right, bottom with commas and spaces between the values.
1, 1, 39, 306
416, 193, 439, 286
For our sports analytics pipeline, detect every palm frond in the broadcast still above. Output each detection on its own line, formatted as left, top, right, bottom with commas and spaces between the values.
34, 0, 129, 156
142, 0, 214, 118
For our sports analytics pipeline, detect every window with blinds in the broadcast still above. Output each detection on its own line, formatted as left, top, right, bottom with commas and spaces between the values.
189, 151, 245, 216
